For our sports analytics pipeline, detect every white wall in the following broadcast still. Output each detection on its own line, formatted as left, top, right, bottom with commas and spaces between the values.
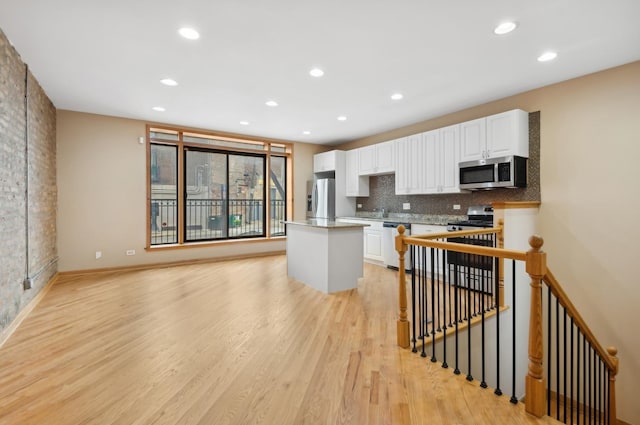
56, 111, 322, 272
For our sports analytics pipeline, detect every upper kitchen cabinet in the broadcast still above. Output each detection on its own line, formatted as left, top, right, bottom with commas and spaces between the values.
459, 118, 486, 162
345, 149, 369, 197
358, 140, 395, 175
395, 126, 465, 195
313, 150, 337, 173
424, 125, 465, 194
486, 109, 529, 158
395, 135, 422, 195
460, 109, 529, 162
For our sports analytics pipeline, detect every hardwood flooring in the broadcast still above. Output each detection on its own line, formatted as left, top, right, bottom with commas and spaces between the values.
0, 256, 559, 425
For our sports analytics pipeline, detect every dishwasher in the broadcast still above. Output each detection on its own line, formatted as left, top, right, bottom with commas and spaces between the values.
382, 222, 412, 270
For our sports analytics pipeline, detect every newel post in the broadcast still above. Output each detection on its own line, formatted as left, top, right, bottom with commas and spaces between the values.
396, 225, 410, 348
607, 346, 619, 425
525, 235, 547, 417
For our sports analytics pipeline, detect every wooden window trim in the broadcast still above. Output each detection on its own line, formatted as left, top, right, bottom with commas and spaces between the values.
146, 124, 293, 249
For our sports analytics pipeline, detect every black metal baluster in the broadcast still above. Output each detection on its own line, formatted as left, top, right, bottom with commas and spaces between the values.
442, 245, 448, 370
605, 368, 611, 425
411, 246, 417, 353
598, 358, 602, 424
430, 248, 437, 363
563, 308, 568, 421
547, 285, 552, 416
435, 248, 441, 333
466, 254, 473, 381
480, 262, 487, 389
510, 259, 517, 403
494, 256, 502, 396
420, 247, 427, 358
583, 334, 587, 423
577, 332, 581, 424
431, 250, 444, 332
556, 296, 560, 420
447, 242, 453, 328
571, 318, 575, 425
471, 238, 477, 317
589, 344, 595, 425
462, 251, 468, 321
454, 261, 460, 375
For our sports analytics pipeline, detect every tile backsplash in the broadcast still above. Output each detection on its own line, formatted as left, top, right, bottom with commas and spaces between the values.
356, 111, 541, 216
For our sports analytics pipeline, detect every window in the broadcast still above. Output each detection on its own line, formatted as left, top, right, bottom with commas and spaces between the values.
148, 126, 291, 247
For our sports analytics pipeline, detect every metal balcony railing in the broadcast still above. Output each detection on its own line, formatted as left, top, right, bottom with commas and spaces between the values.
150, 198, 286, 245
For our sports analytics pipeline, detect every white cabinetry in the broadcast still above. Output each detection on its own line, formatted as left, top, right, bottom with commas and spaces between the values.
313, 150, 337, 173
364, 225, 384, 262
486, 109, 529, 158
335, 218, 384, 263
423, 125, 463, 194
312, 150, 355, 217
460, 109, 529, 162
394, 135, 422, 195
411, 224, 448, 275
345, 149, 369, 197
459, 118, 486, 162
358, 141, 395, 176
395, 127, 465, 195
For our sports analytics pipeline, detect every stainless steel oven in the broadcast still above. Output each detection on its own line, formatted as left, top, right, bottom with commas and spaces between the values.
447, 205, 495, 293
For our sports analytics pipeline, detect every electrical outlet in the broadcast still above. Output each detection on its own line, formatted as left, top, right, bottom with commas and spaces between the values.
453, 204, 461, 210
402, 203, 410, 210
126, 249, 136, 256
95, 251, 102, 259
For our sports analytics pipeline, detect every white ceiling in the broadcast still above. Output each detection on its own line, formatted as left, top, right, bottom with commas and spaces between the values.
1, 0, 639, 145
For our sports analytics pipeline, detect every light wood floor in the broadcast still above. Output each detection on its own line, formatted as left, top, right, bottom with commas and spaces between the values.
0, 255, 559, 425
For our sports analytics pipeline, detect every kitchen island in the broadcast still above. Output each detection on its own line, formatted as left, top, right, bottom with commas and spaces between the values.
285, 219, 368, 293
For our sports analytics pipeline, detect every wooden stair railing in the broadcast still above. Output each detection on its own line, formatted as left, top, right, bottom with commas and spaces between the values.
395, 226, 619, 424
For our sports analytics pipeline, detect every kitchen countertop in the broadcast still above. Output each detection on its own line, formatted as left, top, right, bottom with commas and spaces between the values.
284, 219, 370, 229
337, 213, 465, 226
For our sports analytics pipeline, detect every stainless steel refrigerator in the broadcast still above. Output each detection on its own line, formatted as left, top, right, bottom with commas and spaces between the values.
311, 178, 335, 219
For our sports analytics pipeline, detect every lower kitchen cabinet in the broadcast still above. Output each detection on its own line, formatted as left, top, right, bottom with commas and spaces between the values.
364, 227, 383, 262
336, 218, 384, 263
411, 224, 448, 275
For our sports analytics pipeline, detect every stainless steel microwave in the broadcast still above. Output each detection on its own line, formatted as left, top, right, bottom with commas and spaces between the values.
459, 155, 527, 190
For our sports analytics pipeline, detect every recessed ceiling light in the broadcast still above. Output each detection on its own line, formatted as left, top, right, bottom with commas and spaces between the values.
494, 22, 517, 35
537, 51, 558, 62
160, 78, 178, 86
240, 121, 249, 125
337, 116, 347, 121
265, 100, 278, 107
391, 93, 404, 100
303, 130, 311, 135
309, 68, 324, 77
178, 27, 200, 40
152, 106, 166, 112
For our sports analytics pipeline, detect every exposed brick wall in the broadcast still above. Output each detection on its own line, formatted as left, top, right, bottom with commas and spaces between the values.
0, 28, 57, 333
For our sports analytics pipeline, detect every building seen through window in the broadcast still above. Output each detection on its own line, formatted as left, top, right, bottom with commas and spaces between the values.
148, 127, 290, 246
